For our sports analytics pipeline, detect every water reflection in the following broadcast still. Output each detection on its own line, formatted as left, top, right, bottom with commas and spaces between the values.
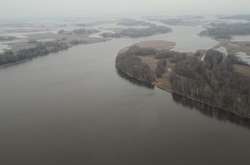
172, 94, 250, 130
116, 65, 250, 130
116, 68, 154, 89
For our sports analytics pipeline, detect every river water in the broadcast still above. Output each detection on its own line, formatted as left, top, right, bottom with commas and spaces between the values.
1, 26, 250, 165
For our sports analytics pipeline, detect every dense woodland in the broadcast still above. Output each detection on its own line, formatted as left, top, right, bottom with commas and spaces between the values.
116, 46, 156, 85
117, 45, 250, 118
172, 93, 250, 129
170, 50, 250, 117
116, 45, 187, 84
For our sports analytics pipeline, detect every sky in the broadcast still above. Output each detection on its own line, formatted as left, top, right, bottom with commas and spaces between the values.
1, 0, 250, 18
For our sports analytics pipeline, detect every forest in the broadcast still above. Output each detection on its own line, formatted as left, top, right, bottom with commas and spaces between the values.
117, 44, 250, 118
170, 50, 250, 117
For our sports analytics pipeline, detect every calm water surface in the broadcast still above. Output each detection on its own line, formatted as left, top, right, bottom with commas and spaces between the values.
0, 27, 250, 165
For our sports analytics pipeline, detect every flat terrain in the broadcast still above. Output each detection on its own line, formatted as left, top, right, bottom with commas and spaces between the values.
135, 40, 176, 50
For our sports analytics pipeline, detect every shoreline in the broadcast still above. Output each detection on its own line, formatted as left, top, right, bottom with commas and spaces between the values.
0, 38, 108, 68
116, 40, 250, 120
118, 68, 250, 119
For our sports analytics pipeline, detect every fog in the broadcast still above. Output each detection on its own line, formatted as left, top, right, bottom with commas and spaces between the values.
1, 0, 250, 18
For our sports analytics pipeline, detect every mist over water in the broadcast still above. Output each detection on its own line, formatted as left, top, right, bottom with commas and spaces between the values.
0, 25, 250, 164
1, 0, 250, 19
1, 0, 250, 164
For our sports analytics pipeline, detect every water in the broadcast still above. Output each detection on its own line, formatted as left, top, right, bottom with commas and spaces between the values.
0, 27, 250, 165
0, 43, 10, 53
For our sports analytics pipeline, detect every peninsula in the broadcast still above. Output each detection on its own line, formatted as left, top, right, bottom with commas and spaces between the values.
116, 40, 250, 118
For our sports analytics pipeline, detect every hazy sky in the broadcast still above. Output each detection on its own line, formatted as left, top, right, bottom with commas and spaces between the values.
1, 0, 250, 18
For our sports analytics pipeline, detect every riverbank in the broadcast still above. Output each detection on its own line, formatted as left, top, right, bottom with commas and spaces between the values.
0, 37, 107, 66
116, 40, 250, 119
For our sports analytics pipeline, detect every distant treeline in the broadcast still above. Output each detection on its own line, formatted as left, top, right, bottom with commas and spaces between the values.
220, 15, 250, 21
0, 41, 69, 65
200, 23, 250, 39
102, 25, 172, 38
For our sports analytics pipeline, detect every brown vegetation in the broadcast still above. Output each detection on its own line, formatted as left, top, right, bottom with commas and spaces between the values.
116, 41, 250, 118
